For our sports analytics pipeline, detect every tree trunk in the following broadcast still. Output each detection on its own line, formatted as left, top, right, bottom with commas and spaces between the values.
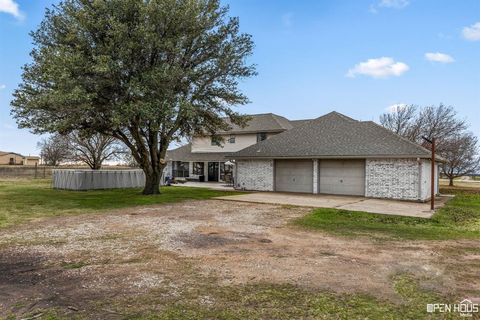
449, 177, 454, 186
92, 161, 102, 170
142, 168, 162, 195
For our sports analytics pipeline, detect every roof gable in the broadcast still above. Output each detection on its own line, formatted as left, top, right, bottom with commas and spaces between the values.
217, 113, 293, 134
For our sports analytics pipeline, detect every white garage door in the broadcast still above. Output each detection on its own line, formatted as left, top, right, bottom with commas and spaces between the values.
275, 160, 313, 193
319, 160, 365, 196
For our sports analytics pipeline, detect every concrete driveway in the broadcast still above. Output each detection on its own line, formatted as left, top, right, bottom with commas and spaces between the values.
215, 192, 450, 218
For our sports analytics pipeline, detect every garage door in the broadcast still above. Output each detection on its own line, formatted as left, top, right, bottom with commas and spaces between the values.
275, 160, 313, 193
319, 160, 365, 196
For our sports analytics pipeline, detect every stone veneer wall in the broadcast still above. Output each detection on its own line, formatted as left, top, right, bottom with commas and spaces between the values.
365, 159, 423, 201
235, 159, 274, 191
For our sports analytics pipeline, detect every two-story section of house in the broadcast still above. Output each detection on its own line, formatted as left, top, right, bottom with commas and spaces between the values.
165, 113, 305, 182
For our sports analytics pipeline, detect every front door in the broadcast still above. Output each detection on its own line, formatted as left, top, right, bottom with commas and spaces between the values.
208, 162, 219, 181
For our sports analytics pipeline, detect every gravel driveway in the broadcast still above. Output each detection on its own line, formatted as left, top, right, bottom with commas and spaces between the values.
0, 200, 478, 317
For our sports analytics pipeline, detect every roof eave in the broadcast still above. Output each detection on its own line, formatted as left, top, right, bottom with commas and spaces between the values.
228, 154, 438, 160
214, 129, 287, 135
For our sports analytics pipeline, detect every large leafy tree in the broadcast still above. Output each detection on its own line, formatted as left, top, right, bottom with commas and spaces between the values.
11, 0, 256, 194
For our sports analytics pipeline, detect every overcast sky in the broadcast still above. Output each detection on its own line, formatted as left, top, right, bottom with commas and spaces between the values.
1, 0, 479, 155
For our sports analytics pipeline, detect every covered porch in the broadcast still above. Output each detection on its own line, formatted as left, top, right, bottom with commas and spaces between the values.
168, 160, 234, 183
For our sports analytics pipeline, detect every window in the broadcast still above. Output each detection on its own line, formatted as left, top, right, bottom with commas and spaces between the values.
211, 136, 222, 146
172, 161, 189, 177
256, 132, 267, 142
228, 135, 236, 144
220, 162, 233, 182
193, 162, 204, 175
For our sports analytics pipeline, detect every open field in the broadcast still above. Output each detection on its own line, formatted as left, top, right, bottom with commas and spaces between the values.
0, 179, 479, 319
440, 178, 480, 189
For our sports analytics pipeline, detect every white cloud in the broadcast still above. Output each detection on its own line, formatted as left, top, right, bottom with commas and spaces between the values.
0, 0, 24, 20
462, 22, 480, 41
347, 57, 409, 79
370, 0, 409, 13
424, 52, 454, 63
378, 0, 410, 9
0, 84, 6, 90
386, 103, 408, 113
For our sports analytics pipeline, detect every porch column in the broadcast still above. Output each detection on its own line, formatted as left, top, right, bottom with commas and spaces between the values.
218, 161, 222, 182
313, 159, 319, 194
204, 161, 208, 181
188, 162, 193, 178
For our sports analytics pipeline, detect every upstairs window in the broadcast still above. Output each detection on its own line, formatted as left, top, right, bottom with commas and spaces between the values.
211, 136, 222, 146
256, 132, 267, 142
228, 135, 236, 144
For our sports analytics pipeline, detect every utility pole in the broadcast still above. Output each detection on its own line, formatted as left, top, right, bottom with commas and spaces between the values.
431, 138, 435, 210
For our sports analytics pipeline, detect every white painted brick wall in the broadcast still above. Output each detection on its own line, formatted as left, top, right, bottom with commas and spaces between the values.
420, 160, 440, 200
365, 159, 421, 201
235, 160, 274, 191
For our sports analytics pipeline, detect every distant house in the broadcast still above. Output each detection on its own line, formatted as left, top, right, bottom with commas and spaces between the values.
0, 151, 40, 166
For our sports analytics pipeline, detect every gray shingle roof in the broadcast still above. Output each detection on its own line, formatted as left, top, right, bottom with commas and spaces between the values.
230, 112, 434, 159
289, 119, 312, 127
166, 144, 232, 162
217, 113, 293, 134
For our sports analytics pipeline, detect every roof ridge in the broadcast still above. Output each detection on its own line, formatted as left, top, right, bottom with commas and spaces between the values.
270, 114, 293, 129
308, 111, 357, 123
328, 111, 357, 122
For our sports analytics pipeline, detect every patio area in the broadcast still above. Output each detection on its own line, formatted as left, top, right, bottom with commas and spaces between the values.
172, 181, 235, 191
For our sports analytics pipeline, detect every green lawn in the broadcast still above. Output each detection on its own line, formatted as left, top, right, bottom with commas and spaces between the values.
294, 187, 480, 240
0, 179, 239, 229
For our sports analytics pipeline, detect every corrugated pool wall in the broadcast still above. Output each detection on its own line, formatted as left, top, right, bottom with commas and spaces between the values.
52, 169, 150, 190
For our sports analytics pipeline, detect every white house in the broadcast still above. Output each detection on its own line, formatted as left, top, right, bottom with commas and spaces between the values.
166, 111, 441, 201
